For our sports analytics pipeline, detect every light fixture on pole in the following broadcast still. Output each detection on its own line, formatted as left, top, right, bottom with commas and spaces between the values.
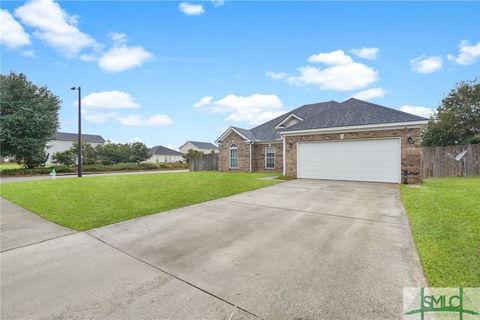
71, 86, 82, 178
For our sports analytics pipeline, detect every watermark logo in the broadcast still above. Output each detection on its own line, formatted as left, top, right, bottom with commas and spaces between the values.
404, 288, 480, 320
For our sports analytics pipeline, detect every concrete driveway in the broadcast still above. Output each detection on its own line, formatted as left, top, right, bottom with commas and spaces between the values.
1, 179, 426, 320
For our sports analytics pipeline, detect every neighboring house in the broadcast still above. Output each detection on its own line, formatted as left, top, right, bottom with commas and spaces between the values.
216, 98, 428, 184
146, 145, 184, 163
179, 141, 218, 154
46, 131, 105, 163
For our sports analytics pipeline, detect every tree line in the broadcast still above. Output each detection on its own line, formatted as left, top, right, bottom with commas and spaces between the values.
53, 141, 151, 166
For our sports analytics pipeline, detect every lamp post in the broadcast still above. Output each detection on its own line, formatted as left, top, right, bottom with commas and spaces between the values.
71, 86, 82, 177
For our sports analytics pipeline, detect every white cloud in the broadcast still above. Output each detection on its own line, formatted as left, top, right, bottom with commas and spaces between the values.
98, 45, 153, 72
287, 63, 379, 91
447, 40, 480, 65
82, 91, 140, 110
350, 47, 379, 60
212, 0, 225, 7
83, 110, 173, 127
308, 50, 353, 65
410, 55, 443, 74
194, 94, 285, 125
179, 2, 205, 16
79, 53, 97, 62
83, 110, 119, 123
274, 50, 379, 91
400, 105, 435, 118
117, 114, 173, 127
109, 32, 127, 45
15, 0, 97, 56
129, 137, 143, 143
20, 50, 36, 57
194, 96, 214, 108
352, 87, 387, 100
265, 71, 289, 80
81, 90, 173, 127
0, 9, 31, 49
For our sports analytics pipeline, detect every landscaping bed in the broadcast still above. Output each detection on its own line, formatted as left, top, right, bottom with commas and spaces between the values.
0, 172, 280, 231
400, 177, 480, 287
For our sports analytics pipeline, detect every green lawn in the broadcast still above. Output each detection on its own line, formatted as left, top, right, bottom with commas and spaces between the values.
0, 172, 280, 231
400, 177, 480, 287
0, 163, 23, 171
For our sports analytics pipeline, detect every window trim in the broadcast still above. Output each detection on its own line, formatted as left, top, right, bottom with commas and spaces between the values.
230, 144, 238, 169
265, 146, 275, 169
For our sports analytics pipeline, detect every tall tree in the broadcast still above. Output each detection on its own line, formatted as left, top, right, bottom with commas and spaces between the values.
54, 142, 98, 166
129, 142, 151, 163
0, 72, 61, 168
422, 78, 480, 146
182, 149, 203, 163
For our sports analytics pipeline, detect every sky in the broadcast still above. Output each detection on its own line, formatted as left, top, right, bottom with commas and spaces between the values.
1, 0, 479, 149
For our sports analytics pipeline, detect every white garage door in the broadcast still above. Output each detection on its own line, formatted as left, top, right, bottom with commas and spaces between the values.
297, 138, 400, 183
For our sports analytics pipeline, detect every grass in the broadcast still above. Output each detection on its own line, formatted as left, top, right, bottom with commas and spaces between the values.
0, 172, 279, 231
0, 163, 23, 171
400, 177, 480, 287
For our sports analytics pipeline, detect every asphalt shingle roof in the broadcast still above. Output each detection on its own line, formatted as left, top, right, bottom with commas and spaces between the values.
231, 126, 257, 141
150, 145, 183, 156
54, 131, 105, 143
285, 98, 427, 131
222, 98, 427, 142
184, 141, 218, 150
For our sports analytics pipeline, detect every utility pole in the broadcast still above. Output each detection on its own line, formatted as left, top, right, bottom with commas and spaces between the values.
71, 86, 82, 177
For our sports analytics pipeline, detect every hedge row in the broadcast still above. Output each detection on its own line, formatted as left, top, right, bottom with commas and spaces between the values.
0, 162, 189, 176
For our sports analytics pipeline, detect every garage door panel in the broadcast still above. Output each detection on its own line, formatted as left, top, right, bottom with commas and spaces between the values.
297, 139, 400, 183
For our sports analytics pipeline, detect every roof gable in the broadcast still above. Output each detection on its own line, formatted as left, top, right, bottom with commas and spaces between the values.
150, 145, 183, 156
181, 141, 218, 150
275, 113, 303, 129
249, 101, 340, 141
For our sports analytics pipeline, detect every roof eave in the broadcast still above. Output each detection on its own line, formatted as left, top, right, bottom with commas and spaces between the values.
215, 126, 252, 144
279, 120, 428, 136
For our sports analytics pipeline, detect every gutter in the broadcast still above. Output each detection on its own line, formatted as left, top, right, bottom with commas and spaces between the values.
279, 120, 428, 136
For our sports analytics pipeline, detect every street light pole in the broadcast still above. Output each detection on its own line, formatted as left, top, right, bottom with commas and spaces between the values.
71, 86, 82, 177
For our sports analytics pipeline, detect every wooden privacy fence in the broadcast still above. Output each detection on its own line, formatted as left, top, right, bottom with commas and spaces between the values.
190, 153, 219, 171
421, 144, 480, 179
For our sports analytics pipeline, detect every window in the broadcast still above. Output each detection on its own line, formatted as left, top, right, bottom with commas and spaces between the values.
265, 146, 275, 169
230, 144, 238, 169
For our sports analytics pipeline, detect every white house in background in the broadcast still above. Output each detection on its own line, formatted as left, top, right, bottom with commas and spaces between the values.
179, 141, 218, 154
46, 131, 105, 163
146, 145, 184, 163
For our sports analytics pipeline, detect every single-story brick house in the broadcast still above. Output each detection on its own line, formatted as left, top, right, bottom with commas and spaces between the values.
216, 98, 428, 184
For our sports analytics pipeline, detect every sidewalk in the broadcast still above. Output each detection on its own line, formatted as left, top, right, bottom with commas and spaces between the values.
0, 198, 75, 252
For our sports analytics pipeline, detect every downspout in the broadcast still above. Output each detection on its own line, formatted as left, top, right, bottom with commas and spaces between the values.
282, 136, 286, 176
249, 142, 252, 172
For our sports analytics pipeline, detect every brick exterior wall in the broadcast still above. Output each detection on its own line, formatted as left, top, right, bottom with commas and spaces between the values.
218, 127, 422, 183
218, 131, 250, 171
284, 128, 422, 183
251, 143, 283, 173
